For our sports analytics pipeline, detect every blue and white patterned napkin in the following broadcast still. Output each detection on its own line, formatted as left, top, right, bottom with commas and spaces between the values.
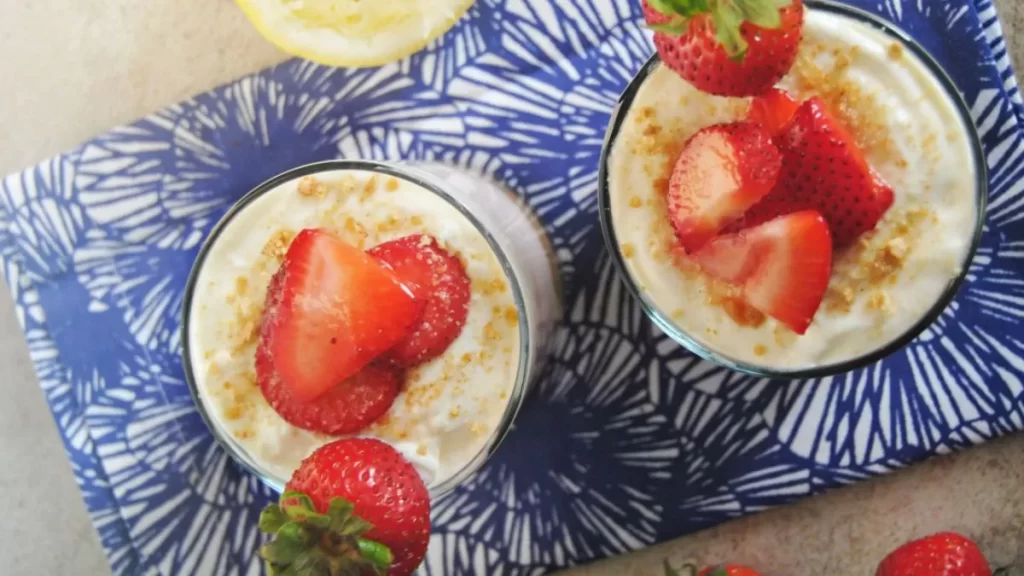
1, 0, 1023, 574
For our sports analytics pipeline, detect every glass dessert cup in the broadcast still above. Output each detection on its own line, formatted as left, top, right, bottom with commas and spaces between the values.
598, 0, 987, 379
181, 160, 561, 498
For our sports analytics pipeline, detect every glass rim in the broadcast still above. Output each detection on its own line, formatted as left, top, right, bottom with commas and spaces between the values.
596, 0, 989, 380
180, 159, 536, 499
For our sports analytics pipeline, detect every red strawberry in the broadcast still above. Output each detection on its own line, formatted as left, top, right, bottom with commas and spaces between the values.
256, 339, 401, 435
644, 0, 804, 97
664, 561, 762, 576
699, 566, 763, 576
259, 438, 430, 576
260, 229, 423, 403
875, 532, 991, 576
727, 97, 895, 248
369, 235, 471, 367
667, 122, 782, 253
692, 210, 832, 334
748, 87, 800, 135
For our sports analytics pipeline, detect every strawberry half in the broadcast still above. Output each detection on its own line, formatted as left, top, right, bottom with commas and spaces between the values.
369, 235, 471, 367
667, 122, 782, 253
259, 438, 431, 576
727, 97, 895, 248
644, 0, 804, 98
748, 87, 800, 136
260, 229, 423, 403
256, 340, 401, 435
692, 210, 833, 334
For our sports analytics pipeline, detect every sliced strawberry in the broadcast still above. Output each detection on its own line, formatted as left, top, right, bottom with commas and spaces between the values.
260, 229, 423, 403
667, 122, 782, 253
257, 341, 401, 435
726, 97, 895, 248
692, 210, 833, 334
368, 235, 471, 367
748, 88, 800, 136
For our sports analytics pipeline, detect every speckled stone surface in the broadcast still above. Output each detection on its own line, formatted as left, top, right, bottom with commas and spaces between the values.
0, 1, 1023, 575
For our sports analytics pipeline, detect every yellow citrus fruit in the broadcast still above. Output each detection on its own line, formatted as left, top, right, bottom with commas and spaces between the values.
235, 0, 477, 67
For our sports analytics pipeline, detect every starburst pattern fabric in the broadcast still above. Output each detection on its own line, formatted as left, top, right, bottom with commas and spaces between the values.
0, 0, 1022, 574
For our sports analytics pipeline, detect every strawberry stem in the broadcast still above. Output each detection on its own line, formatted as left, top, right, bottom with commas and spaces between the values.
259, 493, 394, 576
357, 539, 393, 571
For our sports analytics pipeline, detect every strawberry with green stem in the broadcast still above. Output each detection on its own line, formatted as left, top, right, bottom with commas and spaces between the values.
643, 0, 804, 97
259, 438, 431, 576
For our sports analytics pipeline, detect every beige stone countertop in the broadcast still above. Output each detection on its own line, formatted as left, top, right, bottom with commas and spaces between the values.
2, 1, 1024, 575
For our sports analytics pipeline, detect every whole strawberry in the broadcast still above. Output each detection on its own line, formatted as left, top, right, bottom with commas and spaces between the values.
875, 532, 991, 576
258, 438, 431, 576
643, 0, 804, 97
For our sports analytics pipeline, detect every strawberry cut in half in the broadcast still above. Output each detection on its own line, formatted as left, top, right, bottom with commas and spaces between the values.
260, 229, 423, 403
256, 340, 402, 435
727, 97, 895, 248
692, 210, 833, 334
369, 235, 471, 367
748, 87, 800, 136
643, 0, 805, 98
667, 122, 782, 253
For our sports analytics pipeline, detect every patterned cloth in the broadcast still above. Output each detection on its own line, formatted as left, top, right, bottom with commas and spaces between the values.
1, 0, 1022, 574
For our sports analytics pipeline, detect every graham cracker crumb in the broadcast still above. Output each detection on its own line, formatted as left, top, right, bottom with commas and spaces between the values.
621, 243, 636, 259
449, 407, 461, 419
826, 285, 856, 314
385, 177, 400, 192
411, 215, 423, 226
709, 292, 766, 328
297, 176, 327, 198
503, 307, 518, 327
888, 43, 904, 60
629, 196, 643, 208
475, 277, 508, 297
361, 175, 379, 200
868, 237, 909, 284
754, 345, 768, 357
469, 422, 486, 435
338, 174, 358, 195
867, 291, 892, 313
261, 229, 295, 264
416, 445, 428, 456
484, 321, 501, 342
341, 217, 369, 248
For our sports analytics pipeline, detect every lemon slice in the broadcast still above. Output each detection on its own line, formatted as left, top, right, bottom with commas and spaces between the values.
236, 0, 477, 67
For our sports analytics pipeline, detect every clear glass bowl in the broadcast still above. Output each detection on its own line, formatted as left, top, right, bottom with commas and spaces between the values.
597, 0, 988, 379
180, 160, 560, 498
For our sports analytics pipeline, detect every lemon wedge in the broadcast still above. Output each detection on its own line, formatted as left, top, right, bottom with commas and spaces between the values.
236, 0, 477, 67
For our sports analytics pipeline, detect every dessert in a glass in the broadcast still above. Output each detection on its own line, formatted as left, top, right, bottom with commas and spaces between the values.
182, 160, 560, 497
600, 0, 986, 377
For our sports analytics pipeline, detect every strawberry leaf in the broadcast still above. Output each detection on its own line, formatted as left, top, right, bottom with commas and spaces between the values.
735, 0, 782, 29
648, 0, 709, 17
648, 20, 688, 35
710, 0, 748, 58
259, 504, 289, 534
